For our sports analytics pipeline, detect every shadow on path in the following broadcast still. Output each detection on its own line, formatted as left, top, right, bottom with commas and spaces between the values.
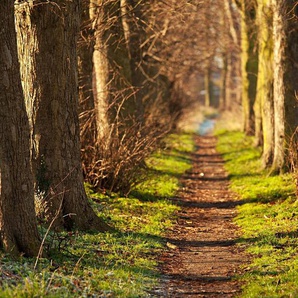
153, 134, 249, 297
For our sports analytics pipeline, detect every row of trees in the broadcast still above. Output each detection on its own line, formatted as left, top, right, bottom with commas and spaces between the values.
2, 0, 297, 257
237, 0, 298, 173
203, 0, 298, 175
1, 0, 207, 256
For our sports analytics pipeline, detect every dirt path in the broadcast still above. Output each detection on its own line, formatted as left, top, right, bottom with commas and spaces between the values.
154, 135, 248, 297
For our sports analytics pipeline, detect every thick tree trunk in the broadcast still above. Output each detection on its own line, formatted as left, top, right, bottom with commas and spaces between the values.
271, 1, 298, 173
256, 0, 274, 168
15, 0, 110, 231
0, 0, 40, 256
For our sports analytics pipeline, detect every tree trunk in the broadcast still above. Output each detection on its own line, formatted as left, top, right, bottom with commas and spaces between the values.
225, 52, 233, 111
240, 0, 258, 136
121, 0, 148, 121
255, 0, 274, 168
122, 0, 172, 125
15, 0, 110, 232
204, 66, 212, 107
271, 0, 298, 173
219, 54, 228, 110
90, 0, 110, 143
90, 0, 134, 144
78, 0, 97, 178
0, 0, 40, 256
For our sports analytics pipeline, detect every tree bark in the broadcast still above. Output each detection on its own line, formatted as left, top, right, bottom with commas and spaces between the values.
0, 0, 40, 256
89, 0, 110, 143
271, 0, 298, 173
121, 0, 148, 121
15, 0, 110, 231
121, 0, 171, 124
78, 0, 97, 178
255, 0, 274, 167
219, 54, 228, 110
90, 0, 134, 144
225, 52, 233, 111
239, 0, 258, 136
204, 66, 212, 107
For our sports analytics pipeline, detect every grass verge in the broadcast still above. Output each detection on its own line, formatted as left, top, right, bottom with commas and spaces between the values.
0, 132, 194, 298
216, 129, 298, 298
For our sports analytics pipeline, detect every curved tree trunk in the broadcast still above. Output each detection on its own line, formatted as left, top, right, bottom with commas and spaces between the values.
15, 0, 110, 232
0, 0, 40, 256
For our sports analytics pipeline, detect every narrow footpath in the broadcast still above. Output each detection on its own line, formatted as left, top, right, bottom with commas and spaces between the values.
155, 135, 248, 297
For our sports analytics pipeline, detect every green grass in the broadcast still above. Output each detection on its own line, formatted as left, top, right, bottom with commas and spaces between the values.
216, 129, 298, 298
0, 132, 194, 297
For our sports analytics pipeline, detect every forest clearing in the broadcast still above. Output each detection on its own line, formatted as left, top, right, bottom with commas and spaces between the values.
1, 0, 298, 297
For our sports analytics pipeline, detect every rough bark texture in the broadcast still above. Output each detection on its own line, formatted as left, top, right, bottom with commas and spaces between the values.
0, 0, 40, 256
255, 0, 274, 167
15, 0, 110, 231
271, 1, 298, 173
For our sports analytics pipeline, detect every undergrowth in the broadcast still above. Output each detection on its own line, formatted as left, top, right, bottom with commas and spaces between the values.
216, 129, 298, 298
0, 132, 194, 297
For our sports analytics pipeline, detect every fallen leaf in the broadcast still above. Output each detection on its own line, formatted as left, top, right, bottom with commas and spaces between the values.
166, 242, 178, 249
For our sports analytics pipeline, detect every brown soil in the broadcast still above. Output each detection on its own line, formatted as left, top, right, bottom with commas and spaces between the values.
153, 135, 248, 297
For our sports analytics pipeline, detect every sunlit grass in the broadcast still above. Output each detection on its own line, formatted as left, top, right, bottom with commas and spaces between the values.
0, 132, 194, 297
216, 129, 298, 298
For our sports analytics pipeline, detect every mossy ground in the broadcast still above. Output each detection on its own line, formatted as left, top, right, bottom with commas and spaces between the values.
216, 129, 298, 298
5, 126, 297, 297
0, 132, 194, 298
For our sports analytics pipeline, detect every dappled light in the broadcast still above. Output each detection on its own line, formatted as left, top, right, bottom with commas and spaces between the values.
0, 0, 298, 296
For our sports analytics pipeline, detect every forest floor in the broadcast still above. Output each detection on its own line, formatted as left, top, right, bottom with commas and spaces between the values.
153, 134, 249, 297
